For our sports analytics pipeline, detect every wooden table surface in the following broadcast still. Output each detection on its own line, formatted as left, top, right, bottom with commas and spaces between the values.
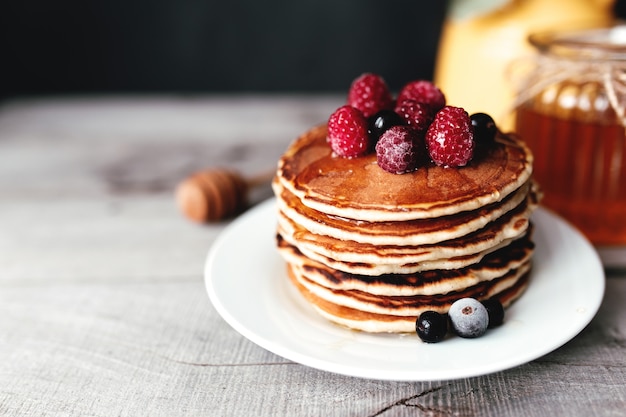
0, 96, 624, 417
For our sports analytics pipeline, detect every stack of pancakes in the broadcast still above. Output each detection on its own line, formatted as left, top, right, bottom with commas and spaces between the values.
273, 125, 539, 333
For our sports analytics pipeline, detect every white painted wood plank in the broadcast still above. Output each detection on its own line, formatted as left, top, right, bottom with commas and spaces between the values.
0, 196, 220, 281
0, 279, 623, 417
0, 95, 342, 199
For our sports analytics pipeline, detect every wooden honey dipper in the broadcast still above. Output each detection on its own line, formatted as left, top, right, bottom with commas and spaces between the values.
176, 168, 274, 223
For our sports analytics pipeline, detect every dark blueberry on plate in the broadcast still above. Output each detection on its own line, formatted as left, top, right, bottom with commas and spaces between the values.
482, 298, 505, 328
416, 310, 448, 343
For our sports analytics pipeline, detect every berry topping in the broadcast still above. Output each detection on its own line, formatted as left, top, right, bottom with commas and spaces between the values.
470, 112, 497, 144
375, 126, 422, 174
348, 73, 394, 118
397, 80, 446, 113
425, 106, 475, 167
481, 298, 505, 328
448, 298, 489, 338
327, 105, 371, 158
395, 99, 434, 134
368, 109, 404, 142
416, 311, 448, 343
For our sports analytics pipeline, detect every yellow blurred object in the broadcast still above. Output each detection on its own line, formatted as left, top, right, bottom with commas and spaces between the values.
434, 0, 615, 131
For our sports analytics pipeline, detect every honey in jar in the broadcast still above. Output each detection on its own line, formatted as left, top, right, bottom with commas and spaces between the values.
514, 26, 626, 246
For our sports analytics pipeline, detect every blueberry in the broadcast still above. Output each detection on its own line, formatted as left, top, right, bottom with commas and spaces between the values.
368, 110, 404, 142
448, 298, 489, 338
482, 298, 505, 328
416, 310, 448, 343
470, 112, 497, 143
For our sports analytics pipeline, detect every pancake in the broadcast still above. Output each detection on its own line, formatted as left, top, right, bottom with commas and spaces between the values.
276, 198, 531, 269
276, 189, 536, 275
280, 224, 519, 276
290, 262, 530, 317
278, 231, 534, 297
287, 263, 530, 333
273, 123, 538, 334
276, 125, 533, 222
274, 178, 534, 246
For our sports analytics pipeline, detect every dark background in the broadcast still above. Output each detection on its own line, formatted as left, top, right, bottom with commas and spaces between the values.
1, 1, 447, 100
5, 1, 626, 100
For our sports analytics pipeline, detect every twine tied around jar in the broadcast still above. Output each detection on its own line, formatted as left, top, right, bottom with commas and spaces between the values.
508, 42, 626, 129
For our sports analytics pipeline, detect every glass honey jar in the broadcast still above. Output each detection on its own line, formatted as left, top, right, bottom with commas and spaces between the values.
513, 25, 626, 246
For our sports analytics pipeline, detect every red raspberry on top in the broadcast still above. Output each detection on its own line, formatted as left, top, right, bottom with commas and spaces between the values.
394, 99, 434, 134
327, 105, 370, 158
397, 80, 446, 113
348, 73, 394, 118
425, 106, 474, 167
375, 126, 423, 174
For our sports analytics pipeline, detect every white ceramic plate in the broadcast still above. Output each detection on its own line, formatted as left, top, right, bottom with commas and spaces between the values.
205, 199, 605, 381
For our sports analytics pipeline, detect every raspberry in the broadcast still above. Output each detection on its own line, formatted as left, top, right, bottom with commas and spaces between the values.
397, 80, 446, 113
426, 106, 475, 167
348, 73, 394, 118
394, 99, 434, 134
375, 126, 422, 174
327, 105, 370, 158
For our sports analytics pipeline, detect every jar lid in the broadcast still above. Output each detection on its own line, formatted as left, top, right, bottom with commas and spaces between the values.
529, 25, 626, 61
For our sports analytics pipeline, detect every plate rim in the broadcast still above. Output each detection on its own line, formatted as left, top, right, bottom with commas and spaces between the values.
205, 198, 606, 381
